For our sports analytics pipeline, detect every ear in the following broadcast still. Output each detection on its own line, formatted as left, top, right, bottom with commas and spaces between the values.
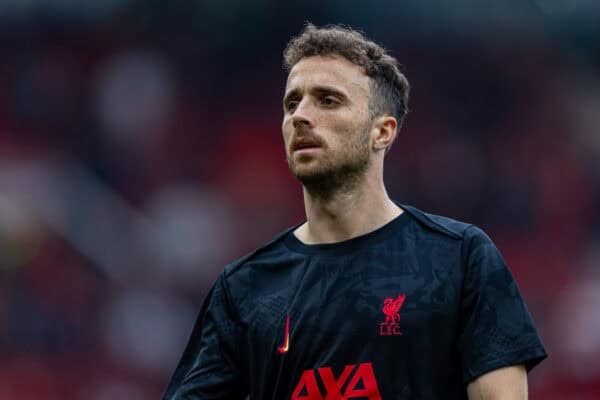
371, 115, 398, 152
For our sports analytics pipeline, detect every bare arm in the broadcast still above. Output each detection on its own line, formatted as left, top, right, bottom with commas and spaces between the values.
467, 365, 528, 400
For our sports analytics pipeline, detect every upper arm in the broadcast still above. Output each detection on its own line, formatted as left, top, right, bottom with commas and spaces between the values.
163, 275, 247, 399
458, 226, 547, 383
467, 365, 527, 400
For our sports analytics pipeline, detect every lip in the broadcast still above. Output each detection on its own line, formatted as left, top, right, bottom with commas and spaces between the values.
291, 138, 322, 153
293, 146, 321, 155
293, 145, 321, 154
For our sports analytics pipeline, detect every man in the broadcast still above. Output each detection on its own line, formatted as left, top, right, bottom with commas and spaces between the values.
164, 24, 546, 399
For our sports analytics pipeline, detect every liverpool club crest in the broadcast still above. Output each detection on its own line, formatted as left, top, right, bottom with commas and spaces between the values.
379, 294, 406, 336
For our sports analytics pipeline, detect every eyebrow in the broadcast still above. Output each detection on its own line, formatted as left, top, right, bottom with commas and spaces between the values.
283, 85, 349, 106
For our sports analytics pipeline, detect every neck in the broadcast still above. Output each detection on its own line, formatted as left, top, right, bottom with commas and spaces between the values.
295, 165, 402, 244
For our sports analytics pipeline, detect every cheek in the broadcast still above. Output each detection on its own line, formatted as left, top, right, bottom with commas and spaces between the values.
317, 115, 345, 138
281, 119, 292, 142
326, 112, 366, 139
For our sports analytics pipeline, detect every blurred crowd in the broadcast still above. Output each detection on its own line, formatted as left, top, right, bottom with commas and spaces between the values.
0, 1, 599, 399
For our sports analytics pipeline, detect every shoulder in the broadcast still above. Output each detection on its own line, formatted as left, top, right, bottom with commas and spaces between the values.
222, 223, 299, 279
400, 204, 494, 253
401, 204, 475, 239
400, 205, 511, 280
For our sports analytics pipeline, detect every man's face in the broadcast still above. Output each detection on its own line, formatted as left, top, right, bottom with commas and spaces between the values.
282, 55, 374, 187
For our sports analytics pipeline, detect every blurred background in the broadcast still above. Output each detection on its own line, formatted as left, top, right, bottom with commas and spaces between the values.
0, 0, 599, 398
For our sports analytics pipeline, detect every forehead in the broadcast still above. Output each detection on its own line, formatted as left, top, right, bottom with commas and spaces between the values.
285, 55, 370, 97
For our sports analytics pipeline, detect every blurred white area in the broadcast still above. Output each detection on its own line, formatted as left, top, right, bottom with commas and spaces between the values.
0, 158, 147, 281
103, 289, 195, 374
0, 158, 233, 286
1, 159, 229, 393
94, 52, 175, 148
142, 183, 235, 283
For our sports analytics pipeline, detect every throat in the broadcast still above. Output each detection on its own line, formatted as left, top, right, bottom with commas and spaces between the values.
298, 186, 402, 245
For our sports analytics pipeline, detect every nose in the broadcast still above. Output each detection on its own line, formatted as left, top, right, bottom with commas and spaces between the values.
292, 116, 311, 130
291, 98, 314, 129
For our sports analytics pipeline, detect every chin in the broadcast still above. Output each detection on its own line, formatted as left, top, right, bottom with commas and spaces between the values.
291, 167, 326, 181
288, 161, 325, 180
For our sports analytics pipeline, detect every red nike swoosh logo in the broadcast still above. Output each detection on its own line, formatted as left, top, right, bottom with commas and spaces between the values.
278, 314, 290, 354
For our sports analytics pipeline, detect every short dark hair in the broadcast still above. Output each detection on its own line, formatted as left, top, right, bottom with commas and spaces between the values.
283, 23, 410, 128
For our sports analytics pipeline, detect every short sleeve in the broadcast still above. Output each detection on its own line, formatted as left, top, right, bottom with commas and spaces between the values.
163, 274, 247, 399
458, 226, 547, 384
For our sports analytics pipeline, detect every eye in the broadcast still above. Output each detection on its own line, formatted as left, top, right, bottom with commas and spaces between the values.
320, 96, 340, 107
286, 100, 299, 112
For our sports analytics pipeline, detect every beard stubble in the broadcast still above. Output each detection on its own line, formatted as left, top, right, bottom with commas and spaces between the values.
287, 121, 372, 198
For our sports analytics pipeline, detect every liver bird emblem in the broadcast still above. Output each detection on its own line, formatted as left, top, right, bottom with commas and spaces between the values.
382, 294, 406, 325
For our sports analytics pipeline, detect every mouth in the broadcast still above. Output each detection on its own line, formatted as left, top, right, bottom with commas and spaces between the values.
291, 139, 322, 153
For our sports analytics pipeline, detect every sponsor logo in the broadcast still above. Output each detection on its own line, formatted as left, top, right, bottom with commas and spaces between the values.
291, 362, 381, 400
379, 294, 406, 336
278, 314, 291, 354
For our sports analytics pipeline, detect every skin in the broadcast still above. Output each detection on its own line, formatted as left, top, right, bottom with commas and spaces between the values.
282, 54, 401, 244
281, 54, 529, 398
466, 365, 528, 399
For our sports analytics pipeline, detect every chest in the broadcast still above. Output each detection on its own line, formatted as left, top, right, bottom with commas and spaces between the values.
240, 251, 464, 356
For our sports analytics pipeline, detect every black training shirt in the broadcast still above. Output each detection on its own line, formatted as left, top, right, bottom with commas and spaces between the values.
164, 204, 547, 399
